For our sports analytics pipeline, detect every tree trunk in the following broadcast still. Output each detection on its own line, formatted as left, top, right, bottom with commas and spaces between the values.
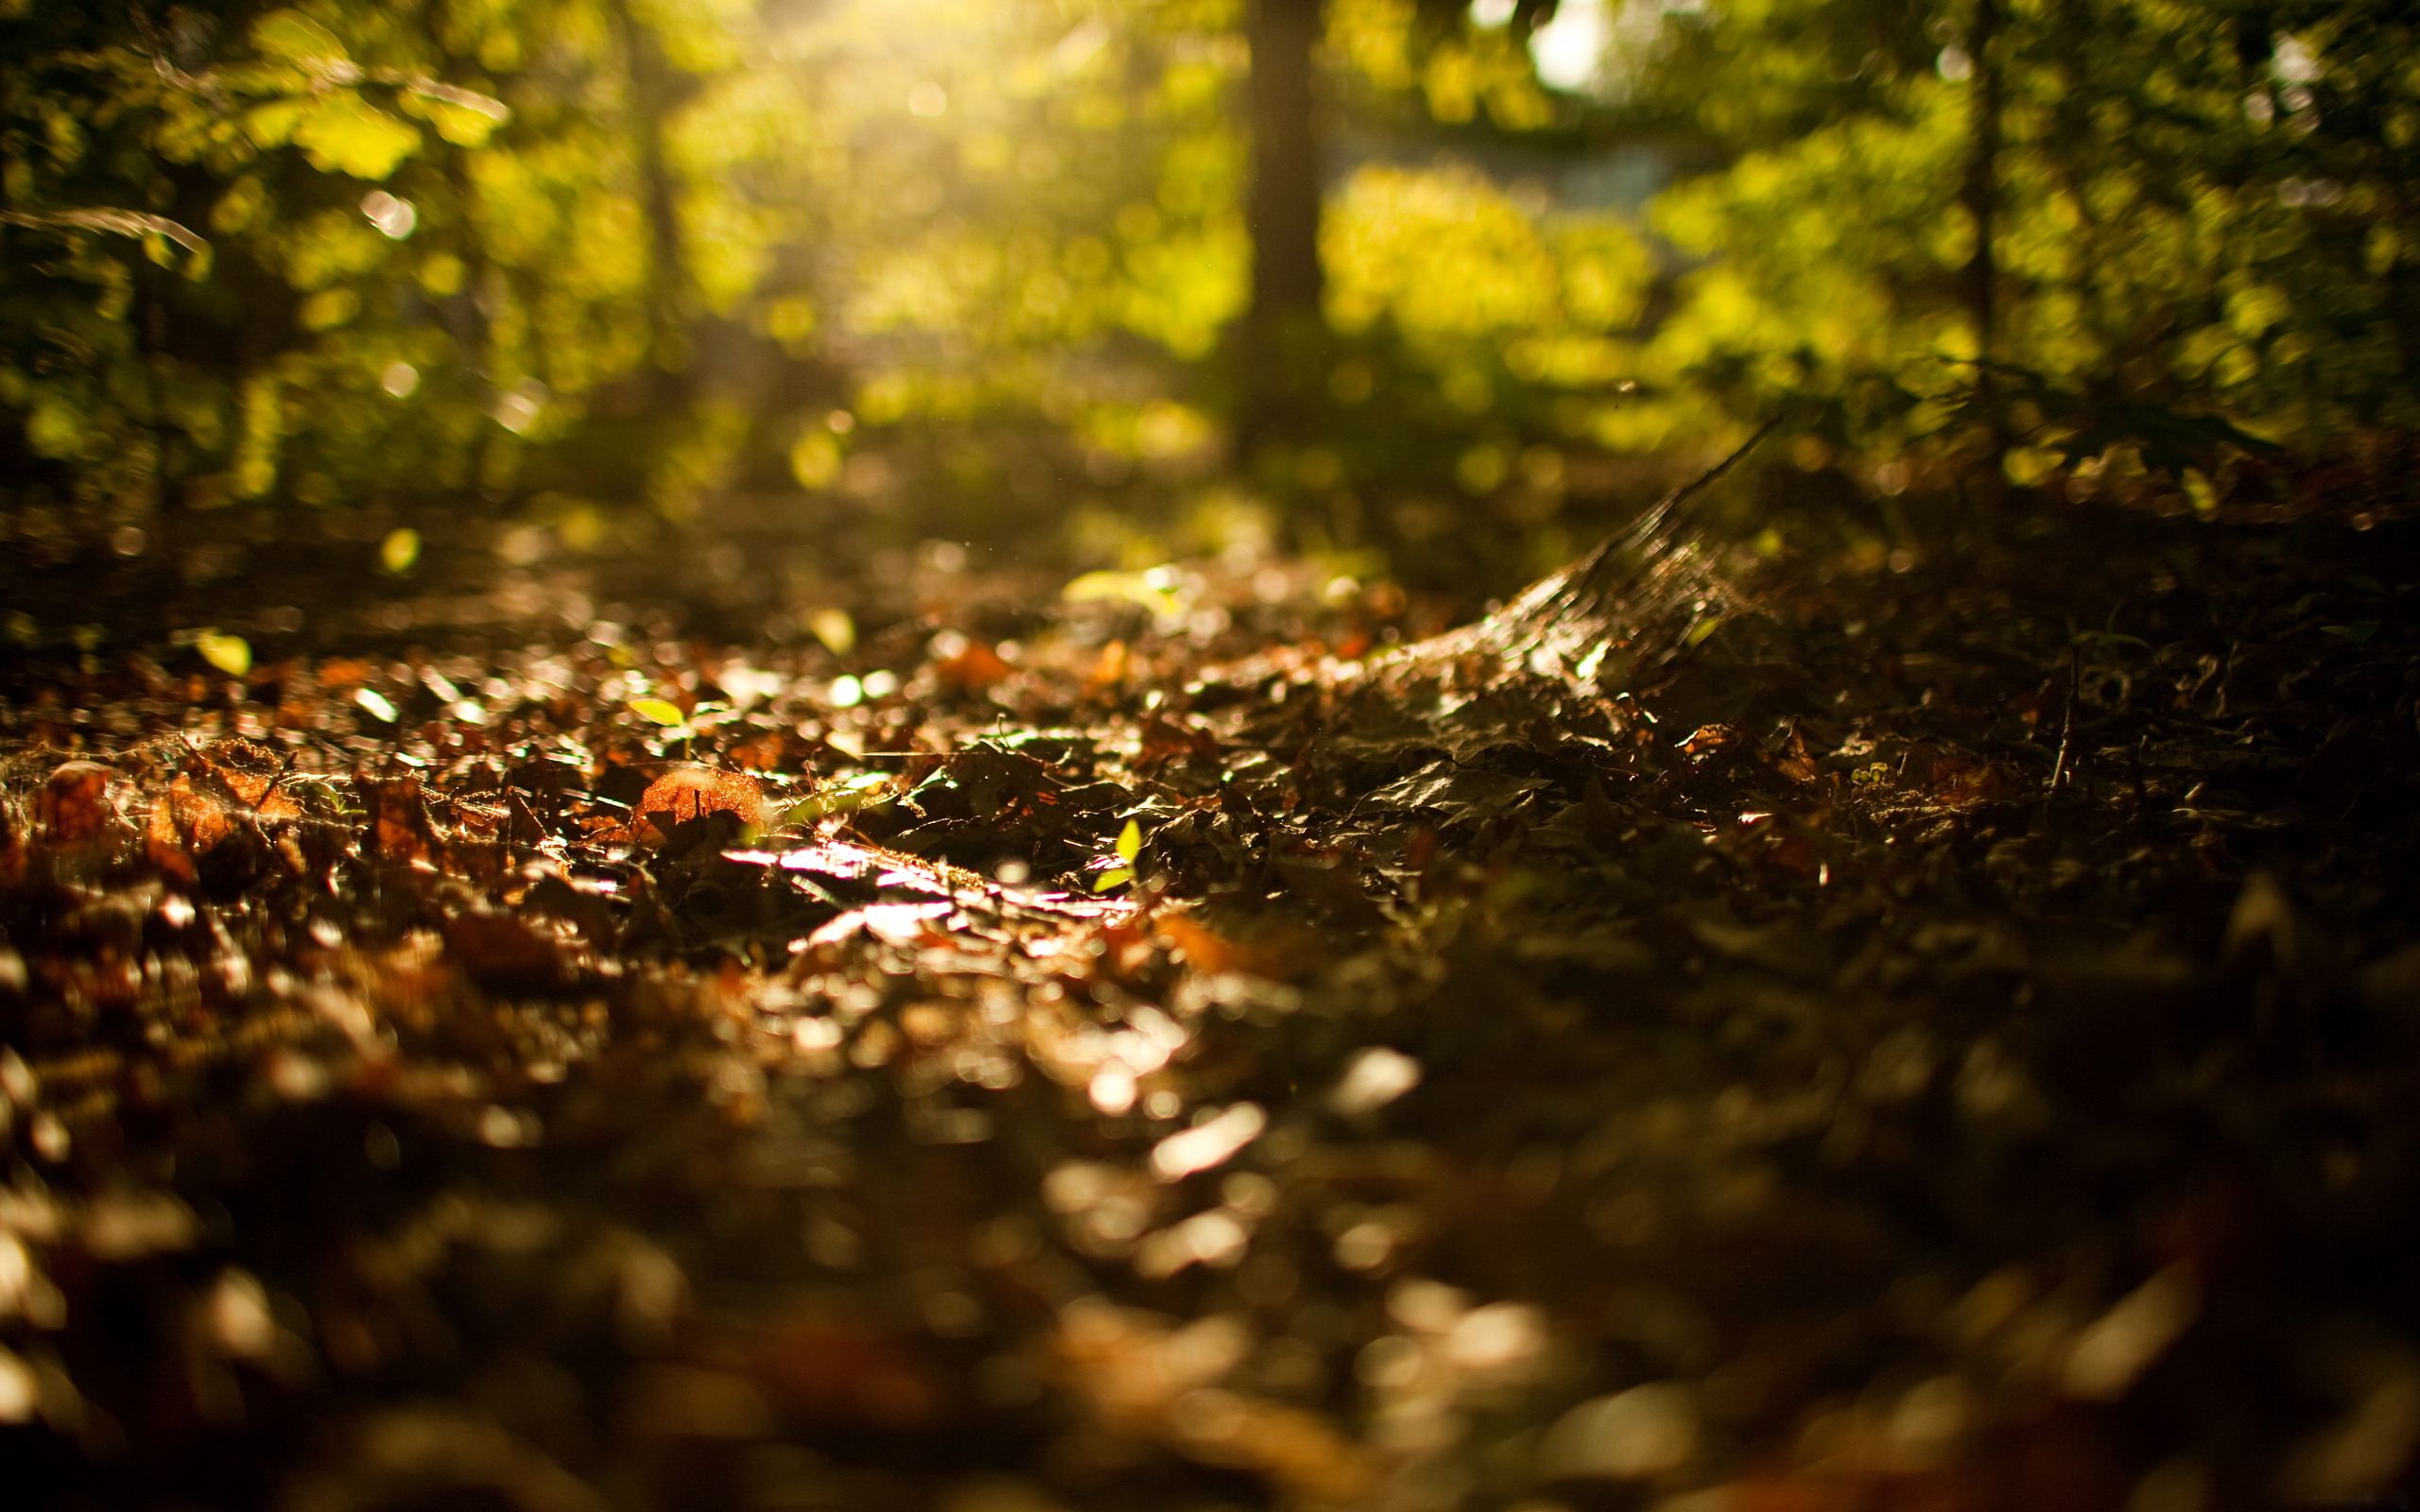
1240, 0, 1325, 459
1961, 0, 2005, 507
608, 0, 693, 394
1959, 0, 2000, 358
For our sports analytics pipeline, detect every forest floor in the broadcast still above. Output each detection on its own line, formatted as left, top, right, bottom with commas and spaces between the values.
2, 469, 2419, 1512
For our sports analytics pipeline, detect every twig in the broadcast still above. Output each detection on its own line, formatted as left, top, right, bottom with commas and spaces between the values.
2046, 643, 2079, 801
1518, 418, 1785, 629
1603, 416, 1786, 554
1669, 417, 1785, 517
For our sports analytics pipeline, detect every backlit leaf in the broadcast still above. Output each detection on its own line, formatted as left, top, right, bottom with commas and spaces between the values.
631, 699, 686, 727
242, 98, 309, 147
251, 9, 349, 64
381, 528, 421, 574
808, 609, 856, 656
196, 632, 252, 679
634, 765, 765, 841
294, 94, 421, 180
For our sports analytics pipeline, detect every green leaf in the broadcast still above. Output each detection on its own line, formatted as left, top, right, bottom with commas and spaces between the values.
242, 98, 309, 148
400, 83, 510, 146
1063, 569, 1183, 620
294, 94, 422, 180
1115, 818, 1142, 863
252, 9, 350, 64
630, 698, 686, 726
380, 527, 421, 574
807, 609, 856, 656
1092, 866, 1132, 893
196, 631, 251, 678
2320, 622, 2381, 645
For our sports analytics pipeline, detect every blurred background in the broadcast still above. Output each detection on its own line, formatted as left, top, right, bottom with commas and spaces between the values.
3, 0, 2412, 644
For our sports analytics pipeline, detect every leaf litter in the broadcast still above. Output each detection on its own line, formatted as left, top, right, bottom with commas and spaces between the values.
1, 486, 2418, 1511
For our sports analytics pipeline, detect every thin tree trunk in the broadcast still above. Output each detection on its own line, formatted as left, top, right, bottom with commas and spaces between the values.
608, 0, 692, 393
1962, 0, 2005, 513
1241, 0, 1324, 460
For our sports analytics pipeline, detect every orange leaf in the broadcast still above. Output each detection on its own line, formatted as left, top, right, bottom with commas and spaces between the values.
634, 765, 765, 844
316, 658, 371, 689
1087, 638, 1131, 691
935, 640, 1012, 691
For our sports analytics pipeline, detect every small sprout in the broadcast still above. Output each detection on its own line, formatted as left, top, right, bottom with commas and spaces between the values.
784, 772, 893, 823
196, 631, 251, 679
808, 608, 856, 656
2321, 622, 2380, 645
1091, 818, 1143, 892
630, 698, 686, 726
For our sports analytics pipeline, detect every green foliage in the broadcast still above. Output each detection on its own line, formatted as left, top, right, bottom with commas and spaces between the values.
1623, 0, 2420, 457
2, 0, 1298, 577
0, 0, 749, 567
1328, 0, 1563, 130
9, 0, 2413, 597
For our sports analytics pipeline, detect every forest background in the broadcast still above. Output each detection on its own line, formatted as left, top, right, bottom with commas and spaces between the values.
5, 0, 2414, 646
10, 5, 2420, 1506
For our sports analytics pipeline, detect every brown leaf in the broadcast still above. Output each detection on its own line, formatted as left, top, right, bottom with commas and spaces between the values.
38, 761, 116, 849
1139, 713, 1218, 767
443, 911, 574, 992
751, 1307, 949, 1430
360, 776, 439, 864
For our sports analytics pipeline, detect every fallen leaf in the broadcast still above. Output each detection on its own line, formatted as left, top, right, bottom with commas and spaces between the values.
37, 762, 114, 849
634, 765, 765, 843
936, 641, 1013, 691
